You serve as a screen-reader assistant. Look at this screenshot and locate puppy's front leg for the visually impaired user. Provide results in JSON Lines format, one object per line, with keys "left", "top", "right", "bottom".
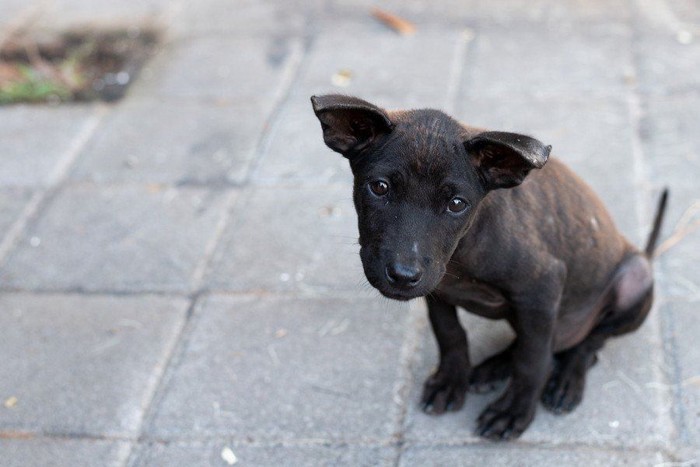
{"left": 476, "top": 281, "right": 561, "bottom": 440}
{"left": 421, "top": 295, "right": 470, "bottom": 414}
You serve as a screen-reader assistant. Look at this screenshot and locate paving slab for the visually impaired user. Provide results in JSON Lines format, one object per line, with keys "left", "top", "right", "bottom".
{"left": 399, "top": 444, "right": 666, "bottom": 466}
{"left": 642, "top": 96, "right": 700, "bottom": 458}
{"left": 632, "top": 0, "right": 700, "bottom": 35}
{"left": 253, "top": 22, "right": 464, "bottom": 185}
{"left": 140, "top": 35, "right": 302, "bottom": 104}
{"left": 70, "top": 100, "right": 266, "bottom": 185}
{"left": 0, "top": 438, "right": 130, "bottom": 467}
{"left": 33, "top": 0, "right": 173, "bottom": 31}
{"left": 205, "top": 185, "right": 363, "bottom": 294}
{"left": 0, "top": 293, "right": 188, "bottom": 437}
{"left": 635, "top": 33, "right": 700, "bottom": 96}
{"left": 170, "top": 0, "right": 322, "bottom": 37}
{"left": 130, "top": 441, "right": 395, "bottom": 467}
{"left": 328, "top": 0, "right": 631, "bottom": 24}
{"left": 0, "top": 188, "right": 32, "bottom": 241}
{"left": 464, "top": 23, "right": 633, "bottom": 100}
{"left": 145, "top": 294, "right": 410, "bottom": 441}
{"left": 403, "top": 308, "right": 673, "bottom": 448}
{"left": 0, "top": 0, "right": 32, "bottom": 30}
{"left": 641, "top": 94, "right": 700, "bottom": 299}
{"left": 0, "top": 185, "right": 233, "bottom": 293}
{"left": 664, "top": 300, "right": 700, "bottom": 460}
{"left": 0, "top": 105, "right": 99, "bottom": 188}
{"left": 455, "top": 96, "right": 640, "bottom": 240}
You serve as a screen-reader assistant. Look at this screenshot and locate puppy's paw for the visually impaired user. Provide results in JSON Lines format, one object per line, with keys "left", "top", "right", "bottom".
{"left": 469, "top": 349, "right": 512, "bottom": 394}
{"left": 476, "top": 390, "right": 536, "bottom": 441}
{"left": 420, "top": 354, "right": 469, "bottom": 415}
{"left": 541, "top": 354, "right": 592, "bottom": 414}
{"left": 421, "top": 370, "right": 468, "bottom": 415}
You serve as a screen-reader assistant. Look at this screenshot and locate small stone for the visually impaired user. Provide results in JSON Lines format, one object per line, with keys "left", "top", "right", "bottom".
{"left": 676, "top": 30, "right": 693, "bottom": 45}
{"left": 331, "top": 69, "right": 352, "bottom": 87}
{"left": 221, "top": 447, "right": 237, "bottom": 465}
{"left": 4, "top": 396, "right": 18, "bottom": 408}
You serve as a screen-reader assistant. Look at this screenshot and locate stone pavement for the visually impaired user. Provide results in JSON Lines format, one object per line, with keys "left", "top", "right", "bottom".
{"left": 0, "top": 0, "right": 698, "bottom": 466}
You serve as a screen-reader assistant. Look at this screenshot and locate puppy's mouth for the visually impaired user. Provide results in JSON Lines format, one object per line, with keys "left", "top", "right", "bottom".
{"left": 377, "top": 288, "right": 424, "bottom": 301}
{"left": 366, "top": 272, "right": 441, "bottom": 302}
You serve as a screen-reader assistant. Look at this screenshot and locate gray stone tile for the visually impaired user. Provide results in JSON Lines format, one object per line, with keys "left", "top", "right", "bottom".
{"left": 455, "top": 96, "right": 641, "bottom": 240}
{"left": 632, "top": 0, "right": 700, "bottom": 34}
{"left": 403, "top": 308, "right": 673, "bottom": 448}
{"left": 465, "top": 23, "right": 634, "bottom": 99}
{"left": 635, "top": 33, "right": 700, "bottom": 96}
{"left": 205, "top": 185, "right": 363, "bottom": 294}
{"left": 170, "top": 0, "right": 322, "bottom": 37}
{"left": 0, "top": 293, "right": 188, "bottom": 436}
{"left": 0, "top": 0, "right": 32, "bottom": 29}
{"left": 328, "top": 0, "right": 631, "bottom": 24}
{"left": 70, "top": 100, "right": 265, "bottom": 185}
{"left": 0, "top": 438, "right": 130, "bottom": 467}
{"left": 0, "top": 105, "right": 98, "bottom": 188}
{"left": 666, "top": 300, "right": 700, "bottom": 456}
{"left": 641, "top": 95, "right": 700, "bottom": 299}
{"left": 145, "top": 294, "right": 410, "bottom": 440}
{"left": 33, "top": 0, "right": 174, "bottom": 30}
{"left": 253, "top": 23, "right": 464, "bottom": 185}
{"left": 400, "top": 444, "right": 666, "bottom": 466}
{"left": 0, "top": 185, "right": 233, "bottom": 293}
{"left": 641, "top": 99, "right": 699, "bottom": 457}
{"left": 0, "top": 188, "right": 31, "bottom": 240}
{"left": 144, "top": 36, "right": 302, "bottom": 104}
{"left": 251, "top": 94, "right": 355, "bottom": 186}
{"left": 131, "top": 441, "right": 395, "bottom": 467}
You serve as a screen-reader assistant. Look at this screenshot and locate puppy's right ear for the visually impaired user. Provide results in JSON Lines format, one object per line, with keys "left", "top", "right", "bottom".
{"left": 311, "top": 95, "right": 393, "bottom": 159}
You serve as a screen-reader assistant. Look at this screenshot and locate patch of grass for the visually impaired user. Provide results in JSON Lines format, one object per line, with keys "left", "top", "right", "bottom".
{"left": 0, "top": 28, "right": 158, "bottom": 105}
{"left": 0, "top": 64, "right": 71, "bottom": 104}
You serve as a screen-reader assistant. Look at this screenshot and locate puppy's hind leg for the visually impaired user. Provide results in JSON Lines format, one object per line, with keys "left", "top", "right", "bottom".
{"left": 542, "top": 254, "right": 654, "bottom": 414}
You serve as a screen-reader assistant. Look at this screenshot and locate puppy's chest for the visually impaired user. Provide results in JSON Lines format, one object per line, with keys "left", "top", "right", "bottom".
{"left": 435, "top": 275, "right": 509, "bottom": 319}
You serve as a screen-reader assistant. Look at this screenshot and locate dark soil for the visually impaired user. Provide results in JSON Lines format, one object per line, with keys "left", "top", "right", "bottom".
{"left": 0, "top": 28, "right": 159, "bottom": 105}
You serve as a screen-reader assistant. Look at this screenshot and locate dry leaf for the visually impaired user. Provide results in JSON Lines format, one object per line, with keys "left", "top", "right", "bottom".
{"left": 331, "top": 69, "right": 352, "bottom": 87}
{"left": 371, "top": 8, "right": 416, "bottom": 35}
{"left": 4, "top": 396, "right": 18, "bottom": 408}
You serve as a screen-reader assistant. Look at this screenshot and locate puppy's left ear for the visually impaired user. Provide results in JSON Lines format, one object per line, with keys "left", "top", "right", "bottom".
{"left": 464, "top": 131, "right": 551, "bottom": 190}
{"left": 311, "top": 94, "right": 393, "bottom": 159}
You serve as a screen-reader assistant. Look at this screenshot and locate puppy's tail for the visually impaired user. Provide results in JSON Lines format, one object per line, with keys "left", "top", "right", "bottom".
{"left": 644, "top": 188, "right": 669, "bottom": 257}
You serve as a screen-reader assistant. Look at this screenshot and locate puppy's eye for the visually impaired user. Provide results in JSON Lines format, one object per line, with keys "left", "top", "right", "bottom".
{"left": 447, "top": 197, "right": 468, "bottom": 213}
{"left": 369, "top": 180, "right": 389, "bottom": 196}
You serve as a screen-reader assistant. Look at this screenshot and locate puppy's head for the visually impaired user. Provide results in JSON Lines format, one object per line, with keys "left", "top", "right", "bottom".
{"left": 311, "top": 95, "right": 550, "bottom": 300}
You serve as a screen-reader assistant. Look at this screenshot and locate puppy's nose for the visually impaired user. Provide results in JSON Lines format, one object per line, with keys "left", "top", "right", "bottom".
{"left": 385, "top": 262, "right": 423, "bottom": 288}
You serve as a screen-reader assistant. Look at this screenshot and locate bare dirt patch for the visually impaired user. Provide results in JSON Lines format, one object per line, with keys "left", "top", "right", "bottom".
{"left": 0, "top": 28, "right": 158, "bottom": 105}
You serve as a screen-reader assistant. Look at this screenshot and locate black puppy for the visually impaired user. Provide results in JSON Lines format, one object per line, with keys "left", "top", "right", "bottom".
{"left": 310, "top": 94, "right": 668, "bottom": 440}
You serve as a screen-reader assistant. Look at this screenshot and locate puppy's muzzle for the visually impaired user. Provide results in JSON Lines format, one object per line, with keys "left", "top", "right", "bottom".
{"left": 385, "top": 262, "right": 424, "bottom": 289}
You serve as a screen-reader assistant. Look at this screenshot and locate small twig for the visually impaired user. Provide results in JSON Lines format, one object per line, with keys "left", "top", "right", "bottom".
{"left": 371, "top": 7, "right": 416, "bottom": 35}
{"left": 23, "top": 39, "right": 68, "bottom": 86}
{"left": 655, "top": 200, "right": 700, "bottom": 258}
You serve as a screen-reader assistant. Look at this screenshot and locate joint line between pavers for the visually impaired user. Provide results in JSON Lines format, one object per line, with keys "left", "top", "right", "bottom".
{"left": 628, "top": 15, "right": 686, "bottom": 446}
{"left": 391, "top": 299, "right": 426, "bottom": 466}
{"left": 0, "top": 105, "right": 110, "bottom": 266}
{"left": 127, "top": 292, "right": 206, "bottom": 450}
{"left": 442, "top": 28, "right": 475, "bottom": 115}
{"left": 189, "top": 190, "right": 240, "bottom": 289}
{"left": 246, "top": 35, "right": 311, "bottom": 184}
{"left": 121, "top": 292, "right": 204, "bottom": 466}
